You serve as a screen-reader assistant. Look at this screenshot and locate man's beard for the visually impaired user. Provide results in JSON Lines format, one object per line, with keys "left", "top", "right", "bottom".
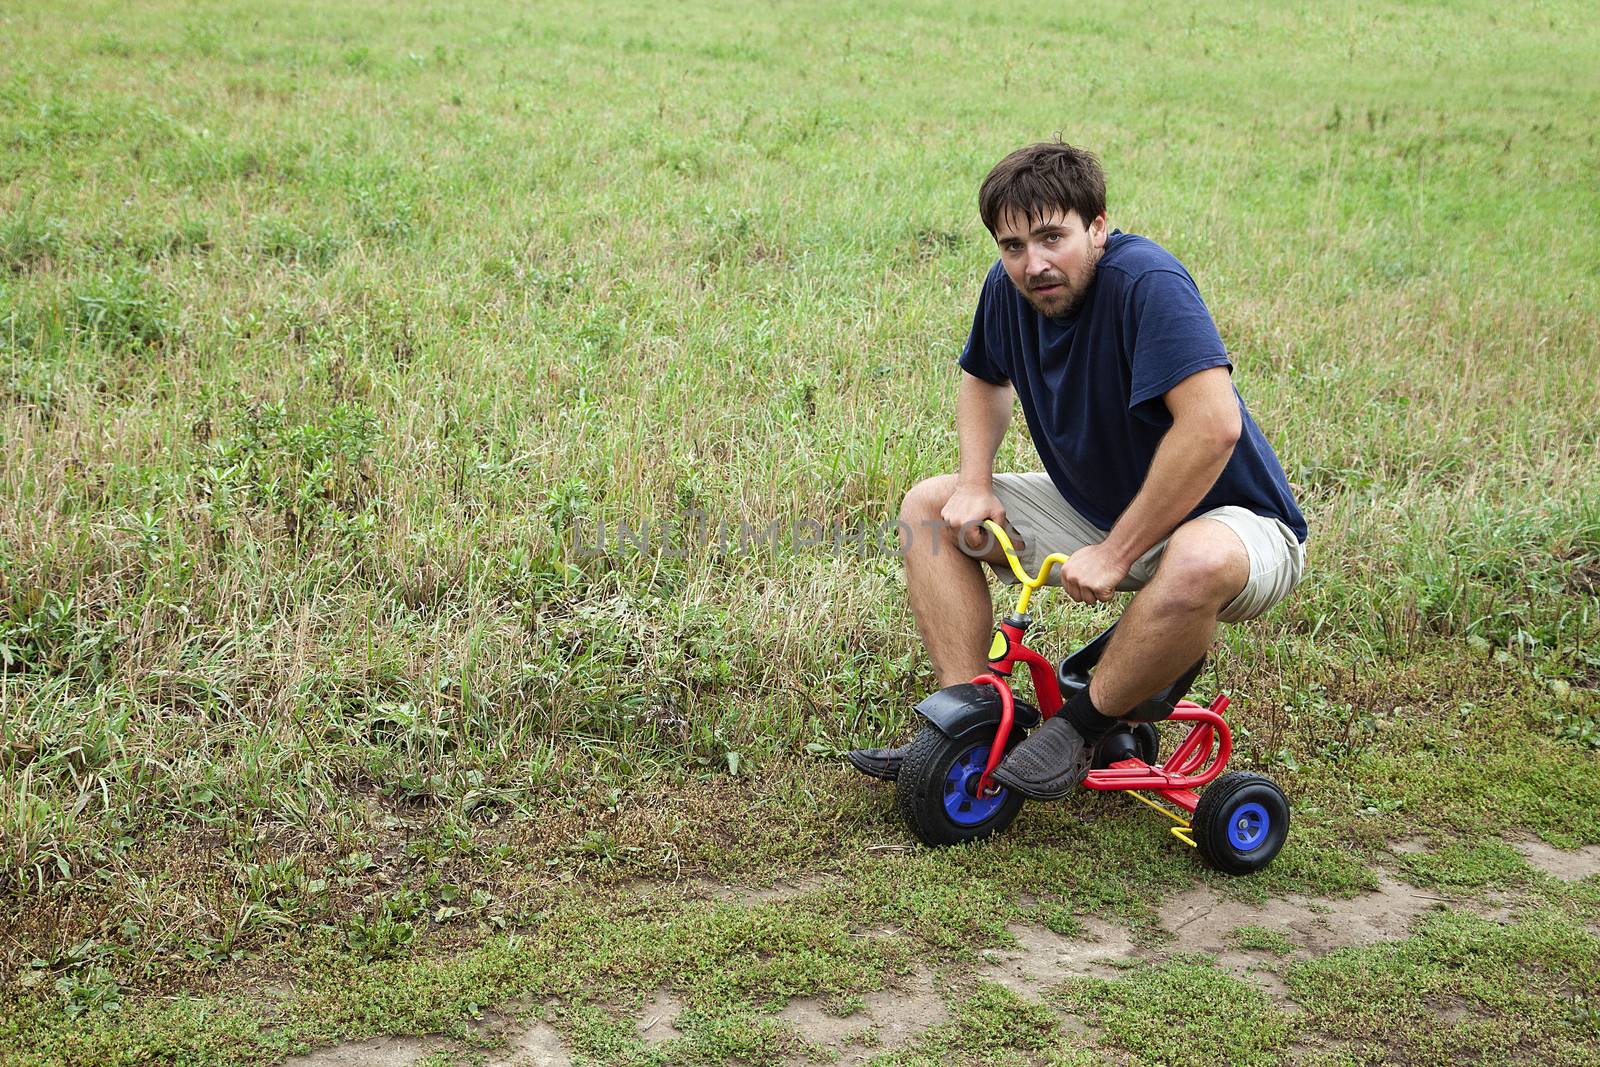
{"left": 1024, "top": 247, "right": 1102, "bottom": 319}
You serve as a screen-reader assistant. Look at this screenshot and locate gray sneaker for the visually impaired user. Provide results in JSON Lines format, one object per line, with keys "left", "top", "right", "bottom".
{"left": 846, "top": 746, "right": 906, "bottom": 780}
{"left": 990, "top": 718, "right": 1093, "bottom": 800}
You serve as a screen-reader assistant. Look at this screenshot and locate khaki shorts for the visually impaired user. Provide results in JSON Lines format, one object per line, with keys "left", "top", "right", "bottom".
{"left": 983, "top": 472, "right": 1306, "bottom": 624}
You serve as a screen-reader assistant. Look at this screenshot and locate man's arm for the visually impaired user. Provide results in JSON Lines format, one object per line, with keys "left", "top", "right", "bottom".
{"left": 1060, "top": 366, "right": 1242, "bottom": 604}
{"left": 941, "top": 372, "right": 1015, "bottom": 549}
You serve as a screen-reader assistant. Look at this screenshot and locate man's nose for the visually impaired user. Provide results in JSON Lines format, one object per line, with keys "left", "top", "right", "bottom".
{"left": 1026, "top": 251, "right": 1051, "bottom": 277}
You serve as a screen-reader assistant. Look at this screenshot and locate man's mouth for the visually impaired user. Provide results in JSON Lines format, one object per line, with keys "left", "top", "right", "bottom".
{"left": 1032, "top": 282, "right": 1064, "bottom": 294}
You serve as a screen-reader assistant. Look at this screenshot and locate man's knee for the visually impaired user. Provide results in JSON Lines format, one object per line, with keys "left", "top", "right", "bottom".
{"left": 901, "top": 474, "right": 982, "bottom": 559}
{"left": 1149, "top": 520, "right": 1250, "bottom": 613}
{"left": 900, "top": 474, "right": 958, "bottom": 526}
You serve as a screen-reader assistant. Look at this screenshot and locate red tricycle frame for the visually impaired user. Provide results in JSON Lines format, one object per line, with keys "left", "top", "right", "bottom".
{"left": 972, "top": 521, "right": 1238, "bottom": 846}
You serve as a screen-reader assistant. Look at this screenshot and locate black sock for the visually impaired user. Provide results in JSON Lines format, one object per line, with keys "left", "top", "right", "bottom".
{"left": 1061, "top": 688, "right": 1122, "bottom": 743}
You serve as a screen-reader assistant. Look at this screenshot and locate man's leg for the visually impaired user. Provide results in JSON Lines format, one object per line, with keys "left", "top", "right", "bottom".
{"left": 1089, "top": 518, "right": 1249, "bottom": 716}
{"left": 846, "top": 475, "right": 1010, "bottom": 779}
{"left": 900, "top": 474, "right": 1004, "bottom": 688}
{"left": 992, "top": 518, "right": 1249, "bottom": 798}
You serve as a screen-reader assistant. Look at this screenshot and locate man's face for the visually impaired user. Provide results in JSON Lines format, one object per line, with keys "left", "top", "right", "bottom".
{"left": 993, "top": 207, "right": 1108, "bottom": 319}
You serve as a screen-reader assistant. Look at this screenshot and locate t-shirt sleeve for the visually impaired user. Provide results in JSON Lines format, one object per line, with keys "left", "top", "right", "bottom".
{"left": 958, "top": 265, "right": 1011, "bottom": 385}
{"left": 1124, "top": 269, "right": 1231, "bottom": 423}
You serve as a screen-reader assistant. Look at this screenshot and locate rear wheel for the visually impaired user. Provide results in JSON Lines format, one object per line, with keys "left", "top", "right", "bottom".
{"left": 1132, "top": 722, "right": 1160, "bottom": 764}
{"left": 1192, "top": 771, "right": 1290, "bottom": 875}
{"left": 895, "top": 725, "right": 1024, "bottom": 846}
{"left": 1091, "top": 722, "right": 1160, "bottom": 768}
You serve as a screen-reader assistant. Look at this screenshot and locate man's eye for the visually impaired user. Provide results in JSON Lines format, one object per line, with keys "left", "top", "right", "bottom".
{"left": 1045, "top": 233, "right": 1061, "bottom": 243}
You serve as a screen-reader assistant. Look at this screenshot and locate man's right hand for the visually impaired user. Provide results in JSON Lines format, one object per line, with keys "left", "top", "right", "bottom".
{"left": 941, "top": 483, "right": 1018, "bottom": 554}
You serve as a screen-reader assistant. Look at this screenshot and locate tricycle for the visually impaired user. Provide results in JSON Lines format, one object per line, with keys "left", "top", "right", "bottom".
{"left": 890, "top": 520, "right": 1289, "bottom": 875}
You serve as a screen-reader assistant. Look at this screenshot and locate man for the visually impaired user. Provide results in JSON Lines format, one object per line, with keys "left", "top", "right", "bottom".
{"left": 849, "top": 141, "right": 1307, "bottom": 800}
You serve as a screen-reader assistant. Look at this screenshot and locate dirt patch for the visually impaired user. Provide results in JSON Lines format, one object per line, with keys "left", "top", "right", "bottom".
{"left": 282, "top": 1020, "right": 575, "bottom": 1067}
{"left": 1513, "top": 839, "right": 1600, "bottom": 881}
{"left": 779, "top": 997, "right": 875, "bottom": 1053}
{"left": 780, "top": 969, "right": 948, "bottom": 1064}
{"left": 695, "top": 873, "right": 833, "bottom": 904}
{"left": 485, "top": 1021, "right": 573, "bottom": 1067}
{"left": 1161, "top": 871, "right": 1444, "bottom": 960}
{"left": 969, "top": 871, "right": 1466, "bottom": 1008}
{"left": 624, "top": 873, "right": 837, "bottom": 905}
{"left": 1389, "top": 836, "right": 1432, "bottom": 855}
{"left": 978, "top": 916, "right": 1139, "bottom": 992}
{"left": 945, "top": 870, "right": 1468, "bottom": 1010}
{"left": 637, "top": 989, "right": 685, "bottom": 1043}
{"left": 277, "top": 864, "right": 1520, "bottom": 1065}
{"left": 862, "top": 923, "right": 909, "bottom": 941}
{"left": 281, "top": 1036, "right": 433, "bottom": 1067}
{"left": 1566, "top": 557, "right": 1600, "bottom": 598}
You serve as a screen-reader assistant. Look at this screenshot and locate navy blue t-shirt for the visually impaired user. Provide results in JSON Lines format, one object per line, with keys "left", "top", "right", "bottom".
{"left": 959, "top": 231, "right": 1307, "bottom": 542}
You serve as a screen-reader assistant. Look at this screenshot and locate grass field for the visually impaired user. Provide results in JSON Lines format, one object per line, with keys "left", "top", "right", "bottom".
{"left": 3, "top": 0, "right": 1600, "bottom": 1063}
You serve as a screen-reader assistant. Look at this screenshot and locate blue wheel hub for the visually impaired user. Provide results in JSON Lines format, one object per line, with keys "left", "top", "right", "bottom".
{"left": 1227, "top": 801, "right": 1271, "bottom": 852}
{"left": 944, "top": 744, "right": 1006, "bottom": 826}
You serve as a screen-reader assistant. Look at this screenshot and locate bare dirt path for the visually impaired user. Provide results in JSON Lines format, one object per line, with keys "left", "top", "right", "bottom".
{"left": 282, "top": 840, "right": 1600, "bottom": 1066}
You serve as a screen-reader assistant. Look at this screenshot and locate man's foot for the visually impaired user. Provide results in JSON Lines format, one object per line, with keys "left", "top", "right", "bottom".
{"left": 846, "top": 746, "right": 906, "bottom": 780}
{"left": 990, "top": 718, "right": 1093, "bottom": 800}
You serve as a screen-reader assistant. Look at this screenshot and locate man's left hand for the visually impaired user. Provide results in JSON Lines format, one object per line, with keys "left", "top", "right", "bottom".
{"left": 1059, "top": 543, "right": 1130, "bottom": 605}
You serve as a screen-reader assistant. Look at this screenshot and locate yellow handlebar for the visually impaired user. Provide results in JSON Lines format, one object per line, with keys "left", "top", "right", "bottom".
{"left": 982, "top": 519, "right": 1070, "bottom": 615}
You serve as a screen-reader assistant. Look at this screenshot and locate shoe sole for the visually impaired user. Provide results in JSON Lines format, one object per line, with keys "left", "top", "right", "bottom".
{"left": 846, "top": 751, "right": 900, "bottom": 781}
{"left": 989, "top": 767, "right": 1085, "bottom": 801}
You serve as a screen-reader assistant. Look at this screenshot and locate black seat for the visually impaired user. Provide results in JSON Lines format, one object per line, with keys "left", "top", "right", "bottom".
{"left": 1057, "top": 621, "right": 1205, "bottom": 722}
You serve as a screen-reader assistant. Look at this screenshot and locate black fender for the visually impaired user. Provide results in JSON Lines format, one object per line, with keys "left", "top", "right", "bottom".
{"left": 913, "top": 683, "right": 1040, "bottom": 743}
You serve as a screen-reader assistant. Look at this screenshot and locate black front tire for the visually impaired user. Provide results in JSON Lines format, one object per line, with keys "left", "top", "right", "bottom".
{"left": 895, "top": 724, "right": 1024, "bottom": 847}
{"left": 1192, "top": 771, "right": 1290, "bottom": 875}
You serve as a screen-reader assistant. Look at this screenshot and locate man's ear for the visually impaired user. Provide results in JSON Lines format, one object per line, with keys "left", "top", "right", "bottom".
{"left": 1089, "top": 212, "right": 1109, "bottom": 248}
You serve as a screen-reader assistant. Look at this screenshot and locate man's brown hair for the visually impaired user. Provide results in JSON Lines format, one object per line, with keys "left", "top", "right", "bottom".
{"left": 978, "top": 141, "right": 1106, "bottom": 236}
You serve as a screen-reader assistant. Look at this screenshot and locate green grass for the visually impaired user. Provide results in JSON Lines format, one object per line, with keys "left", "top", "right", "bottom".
{"left": 1285, "top": 908, "right": 1600, "bottom": 1065}
{"left": 1229, "top": 925, "right": 1296, "bottom": 956}
{"left": 1395, "top": 838, "right": 1536, "bottom": 893}
{"left": 3, "top": 0, "right": 1599, "bottom": 1062}
{"left": 1063, "top": 957, "right": 1295, "bottom": 1066}
{"left": 871, "top": 982, "right": 1089, "bottom": 1066}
